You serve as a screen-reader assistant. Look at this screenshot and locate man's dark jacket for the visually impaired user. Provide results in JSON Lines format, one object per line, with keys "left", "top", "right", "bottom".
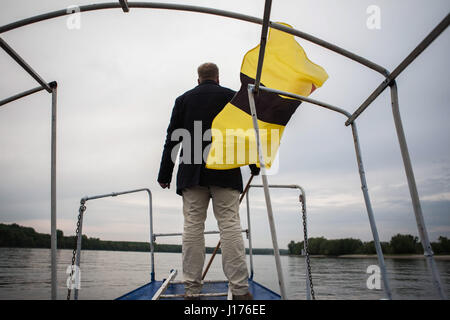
{"left": 158, "top": 80, "right": 257, "bottom": 196}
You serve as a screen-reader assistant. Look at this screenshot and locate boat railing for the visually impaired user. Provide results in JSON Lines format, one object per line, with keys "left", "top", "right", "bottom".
{"left": 69, "top": 187, "right": 252, "bottom": 300}
{"left": 70, "top": 188, "right": 153, "bottom": 300}
{"left": 247, "top": 184, "right": 313, "bottom": 300}
{"left": 70, "top": 183, "right": 313, "bottom": 300}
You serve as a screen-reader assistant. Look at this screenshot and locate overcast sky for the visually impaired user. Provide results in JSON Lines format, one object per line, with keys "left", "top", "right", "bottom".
{"left": 0, "top": 0, "right": 449, "bottom": 251}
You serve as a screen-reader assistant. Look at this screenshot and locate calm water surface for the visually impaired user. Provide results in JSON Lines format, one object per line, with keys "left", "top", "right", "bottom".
{"left": 0, "top": 247, "right": 449, "bottom": 300}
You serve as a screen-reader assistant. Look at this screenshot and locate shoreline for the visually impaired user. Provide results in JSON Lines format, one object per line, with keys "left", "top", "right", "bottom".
{"left": 334, "top": 254, "right": 450, "bottom": 260}
{"left": 289, "top": 254, "right": 450, "bottom": 260}
{"left": 2, "top": 247, "right": 449, "bottom": 260}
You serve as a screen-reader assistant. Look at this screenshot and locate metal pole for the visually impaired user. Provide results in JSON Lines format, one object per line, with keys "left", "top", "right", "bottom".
{"left": 119, "top": 0, "right": 130, "bottom": 13}
{"left": 152, "top": 270, "right": 177, "bottom": 300}
{"left": 253, "top": 0, "right": 272, "bottom": 93}
{"left": 0, "top": 81, "right": 58, "bottom": 299}
{"left": 155, "top": 230, "right": 246, "bottom": 238}
{"left": 254, "top": 86, "right": 351, "bottom": 118}
{"left": 73, "top": 188, "right": 154, "bottom": 298}
{"left": 247, "top": 86, "right": 287, "bottom": 299}
{"left": 50, "top": 82, "right": 57, "bottom": 300}
{"left": 245, "top": 190, "right": 254, "bottom": 280}
{"left": 345, "top": 13, "right": 449, "bottom": 126}
{"left": 345, "top": 78, "right": 391, "bottom": 126}
{"left": 350, "top": 122, "right": 392, "bottom": 300}
{"left": 0, "top": 86, "right": 46, "bottom": 107}
{"left": 389, "top": 81, "right": 447, "bottom": 299}
{"left": 146, "top": 189, "right": 155, "bottom": 282}
{"left": 250, "top": 184, "right": 312, "bottom": 299}
{"left": 250, "top": 86, "right": 393, "bottom": 299}
{"left": 388, "top": 13, "right": 449, "bottom": 82}
{"left": 83, "top": 188, "right": 150, "bottom": 200}
{"left": 251, "top": 86, "right": 393, "bottom": 299}
{"left": 0, "top": 37, "right": 52, "bottom": 93}
{"left": 85, "top": 188, "right": 155, "bottom": 280}
{"left": 0, "top": 2, "right": 388, "bottom": 76}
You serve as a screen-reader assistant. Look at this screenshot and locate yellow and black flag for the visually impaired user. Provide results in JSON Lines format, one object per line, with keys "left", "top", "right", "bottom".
{"left": 206, "top": 23, "right": 328, "bottom": 170}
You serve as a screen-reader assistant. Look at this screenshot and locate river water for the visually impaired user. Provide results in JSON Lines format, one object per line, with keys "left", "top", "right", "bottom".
{"left": 0, "top": 247, "right": 449, "bottom": 300}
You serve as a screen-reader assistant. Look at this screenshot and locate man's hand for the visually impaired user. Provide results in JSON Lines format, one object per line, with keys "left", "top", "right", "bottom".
{"left": 159, "top": 182, "right": 170, "bottom": 189}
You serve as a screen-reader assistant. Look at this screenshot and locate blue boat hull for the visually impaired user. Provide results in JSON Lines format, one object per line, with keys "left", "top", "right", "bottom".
{"left": 117, "top": 278, "right": 281, "bottom": 300}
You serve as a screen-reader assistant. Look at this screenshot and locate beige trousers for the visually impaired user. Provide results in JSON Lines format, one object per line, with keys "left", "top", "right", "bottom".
{"left": 182, "top": 185, "right": 249, "bottom": 296}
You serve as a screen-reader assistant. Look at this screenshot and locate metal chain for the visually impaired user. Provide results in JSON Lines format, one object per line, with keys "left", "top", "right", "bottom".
{"left": 300, "top": 194, "right": 315, "bottom": 300}
{"left": 67, "top": 201, "right": 86, "bottom": 300}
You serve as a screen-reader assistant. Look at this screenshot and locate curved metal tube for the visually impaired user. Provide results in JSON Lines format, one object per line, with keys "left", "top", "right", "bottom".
{"left": 248, "top": 84, "right": 351, "bottom": 118}
{"left": 248, "top": 87, "right": 287, "bottom": 299}
{"left": 346, "top": 13, "right": 449, "bottom": 126}
{"left": 247, "top": 85, "right": 392, "bottom": 299}
{"left": 74, "top": 187, "right": 154, "bottom": 300}
{"left": 0, "top": 85, "right": 46, "bottom": 107}
{"left": 249, "top": 184, "right": 312, "bottom": 299}
{"left": 390, "top": 81, "right": 446, "bottom": 299}
{"left": 0, "top": 37, "right": 52, "bottom": 93}
{"left": 0, "top": 2, "right": 388, "bottom": 76}
{"left": 350, "top": 122, "right": 392, "bottom": 299}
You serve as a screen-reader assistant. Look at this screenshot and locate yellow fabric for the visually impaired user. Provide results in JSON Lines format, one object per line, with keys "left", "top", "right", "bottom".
{"left": 241, "top": 23, "right": 328, "bottom": 96}
{"left": 206, "top": 104, "right": 284, "bottom": 169}
{"left": 206, "top": 22, "right": 328, "bottom": 170}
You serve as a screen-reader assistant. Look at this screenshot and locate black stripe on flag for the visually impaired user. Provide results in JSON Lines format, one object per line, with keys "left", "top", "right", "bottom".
{"left": 231, "top": 73, "right": 301, "bottom": 126}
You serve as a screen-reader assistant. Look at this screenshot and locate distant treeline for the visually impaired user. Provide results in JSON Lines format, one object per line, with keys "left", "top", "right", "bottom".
{"left": 0, "top": 223, "right": 288, "bottom": 255}
{"left": 288, "top": 234, "right": 450, "bottom": 256}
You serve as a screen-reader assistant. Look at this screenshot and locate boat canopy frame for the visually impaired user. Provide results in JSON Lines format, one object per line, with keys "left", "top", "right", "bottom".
{"left": 0, "top": 1, "right": 448, "bottom": 300}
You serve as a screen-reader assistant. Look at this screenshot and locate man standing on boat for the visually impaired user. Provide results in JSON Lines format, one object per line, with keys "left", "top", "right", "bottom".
{"left": 157, "top": 62, "right": 259, "bottom": 300}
